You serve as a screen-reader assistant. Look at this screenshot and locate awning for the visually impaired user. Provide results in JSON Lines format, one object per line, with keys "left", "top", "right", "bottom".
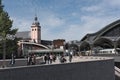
{"left": 28, "top": 49, "right": 64, "bottom": 53}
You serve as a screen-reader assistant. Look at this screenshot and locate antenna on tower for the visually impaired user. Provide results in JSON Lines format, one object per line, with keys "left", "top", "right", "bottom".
{"left": 31, "top": 0, "right": 38, "bottom": 20}
{"left": 35, "top": 14, "right": 38, "bottom": 21}
{"left": 34, "top": 7, "right": 38, "bottom": 20}
{"left": 35, "top": 6, "right": 37, "bottom": 16}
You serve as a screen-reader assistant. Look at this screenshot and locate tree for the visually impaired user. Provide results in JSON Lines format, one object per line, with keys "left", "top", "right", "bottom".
{"left": 0, "top": 0, "right": 18, "bottom": 59}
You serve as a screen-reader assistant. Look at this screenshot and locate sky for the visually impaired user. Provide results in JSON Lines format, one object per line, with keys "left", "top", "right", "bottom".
{"left": 2, "top": 0, "right": 120, "bottom": 41}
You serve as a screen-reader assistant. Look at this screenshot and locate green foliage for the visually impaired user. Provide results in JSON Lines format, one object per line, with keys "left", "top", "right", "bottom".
{"left": 0, "top": 0, "right": 18, "bottom": 59}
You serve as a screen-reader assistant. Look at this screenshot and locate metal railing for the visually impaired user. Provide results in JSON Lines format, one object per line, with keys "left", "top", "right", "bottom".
{"left": 115, "top": 66, "right": 120, "bottom": 77}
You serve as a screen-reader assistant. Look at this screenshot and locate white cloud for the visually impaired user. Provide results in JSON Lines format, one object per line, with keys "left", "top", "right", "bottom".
{"left": 41, "top": 11, "right": 120, "bottom": 41}
{"left": 41, "top": 28, "right": 54, "bottom": 40}
{"left": 103, "top": 0, "right": 120, "bottom": 7}
{"left": 59, "top": 24, "right": 83, "bottom": 40}
{"left": 81, "top": 5, "right": 102, "bottom": 12}
{"left": 11, "top": 17, "right": 31, "bottom": 31}
{"left": 8, "top": 0, "right": 120, "bottom": 41}
{"left": 81, "top": 15, "right": 118, "bottom": 32}
{"left": 41, "top": 15, "right": 65, "bottom": 28}
{"left": 71, "top": 12, "right": 79, "bottom": 17}
{"left": 56, "top": 15, "right": 119, "bottom": 41}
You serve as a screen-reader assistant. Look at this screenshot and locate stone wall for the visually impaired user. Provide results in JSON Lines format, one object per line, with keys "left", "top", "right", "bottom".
{"left": 0, "top": 59, "right": 115, "bottom": 80}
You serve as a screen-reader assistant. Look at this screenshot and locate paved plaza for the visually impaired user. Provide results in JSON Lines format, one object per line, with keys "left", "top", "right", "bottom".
{"left": 50, "top": 56, "right": 111, "bottom": 65}
{"left": 0, "top": 56, "right": 112, "bottom": 69}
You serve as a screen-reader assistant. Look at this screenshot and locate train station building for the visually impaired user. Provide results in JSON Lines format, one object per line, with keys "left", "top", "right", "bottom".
{"left": 79, "top": 19, "right": 120, "bottom": 54}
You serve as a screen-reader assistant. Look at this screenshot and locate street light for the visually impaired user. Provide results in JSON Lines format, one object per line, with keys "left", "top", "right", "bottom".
{"left": 78, "top": 44, "right": 80, "bottom": 56}
{"left": 51, "top": 43, "right": 54, "bottom": 54}
{"left": 63, "top": 41, "right": 66, "bottom": 55}
{"left": 0, "top": 34, "right": 15, "bottom": 68}
{"left": 113, "top": 36, "right": 120, "bottom": 54}
{"left": 8, "top": 34, "right": 15, "bottom": 66}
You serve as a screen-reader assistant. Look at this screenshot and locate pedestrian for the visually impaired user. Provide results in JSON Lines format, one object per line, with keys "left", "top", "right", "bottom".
{"left": 69, "top": 53, "right": 73, "bottom": 62}
{"left": 60, "top": 54, "right": 66, "bottom": 63}
{"left": 44, "top": 54, "right": 47, "bottom": 64}
{"left": 49, "top": 54, "right": 53, "bottom": 64}
{"left": 10, "top": 53, "right": 15, "bottom": 66}
{"left": 46, "top": 54, "right": 50, "bottom": 64}
{"left": 31, "top": 53, "right": 36, "bottom": 65}
{"left": 27, "top": 54, "right": 32, "bottom": 65}
{"left": 53, "top": 54, "right": 56, "bottom": 62}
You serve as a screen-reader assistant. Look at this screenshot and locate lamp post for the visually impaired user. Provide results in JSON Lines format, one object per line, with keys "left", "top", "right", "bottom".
{"left": 78, "top": 44, "right": 80, "bottom": 56}
{"left": 113, "top": 36, "right": 120, "bottom": 54}
{"left": 0, "top": 34, "right": 15, "bottom": 68}
{"left": 63, "top": 41, "right": 66, "bottom": 55}
{"left": 90, "top": 43, "right": 93, "bottom": 55}
{"left": 7, "top": 34, "right": 15, "bottom": 66}
{"left": 22, "top": 40, "right": 24, "bottom": 56}
{"left": 51, "top": 43, "right": 54, "bottom": 54}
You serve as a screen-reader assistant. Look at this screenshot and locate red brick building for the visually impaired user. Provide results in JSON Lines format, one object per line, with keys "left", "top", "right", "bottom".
{"left": 53, "top": 39, "right": 65, "bottom": 49}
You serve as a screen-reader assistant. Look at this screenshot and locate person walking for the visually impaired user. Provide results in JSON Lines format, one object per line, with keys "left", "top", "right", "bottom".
{"left": 46, "top": 54, "right": 50, "bottom": 64}
{"left": 53, "top": 54, "right": 56, "bottom": 62}
{"left": 60, "top": 54, "right": 66, "bottom": 63}
{"left": 49, "top": 54, "right": 53, "bottom": 64}
{"left": 10, "top": 53, "right": 15, "bottom": 66}
{"left": 69, "top": 52, "right": 73, "bottom": 62}
{"left": 44, "top": 54, "right": 47, "bottom": 64}
{"left": 31, "top": 53, "right": 36, "bottom": 65}
{"left": 27, "top": 54, "right": 32, "bottom": 65}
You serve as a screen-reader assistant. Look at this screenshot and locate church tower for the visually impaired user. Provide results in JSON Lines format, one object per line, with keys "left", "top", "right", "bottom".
{"left": 31, "top": 16, "right": 41, "bottom": 43}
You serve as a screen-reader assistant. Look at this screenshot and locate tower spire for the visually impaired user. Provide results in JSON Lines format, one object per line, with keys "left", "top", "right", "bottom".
{"left": 32, "top": 15, "right": 40, "bottom": 26}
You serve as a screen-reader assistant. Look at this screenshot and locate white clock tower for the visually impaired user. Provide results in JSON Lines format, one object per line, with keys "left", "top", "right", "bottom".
{"left": 31, "top": 16, "right": 41, "bottom": 43}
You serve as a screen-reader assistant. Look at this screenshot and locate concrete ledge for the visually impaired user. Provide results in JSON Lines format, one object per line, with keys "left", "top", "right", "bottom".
{"left": 0, "top": 58, "right": 115, "bottom": 80}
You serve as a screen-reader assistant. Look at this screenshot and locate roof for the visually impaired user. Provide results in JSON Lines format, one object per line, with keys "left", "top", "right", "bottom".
{"left": 16, "top": 31, "right": 52, "bottom": 46}
{"left": 15, "top": 31, "right": 30, "bottom": 39}
{"left": 80, "top": 19, "right": 120, "bottom": 41}
{"left": 28, "top": 49, "right": 64, "bottom": 53}
{"left": 41, "top": 40, "right": 52, "bottom": 45}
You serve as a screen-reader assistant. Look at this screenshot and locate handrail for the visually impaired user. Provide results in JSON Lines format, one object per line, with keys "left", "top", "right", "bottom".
{"left": 115, "top": 66, "right": 120, "bottom": 77}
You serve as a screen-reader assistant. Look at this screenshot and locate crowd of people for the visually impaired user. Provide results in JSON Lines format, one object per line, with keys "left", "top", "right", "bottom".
{"left": 6, "top": 52, "right": 75, "bottom": 68}
{"left": 43, "top": 53, "right": 73, "bottom": 64}
{"left": 27, "top": 53, "right": 36, "bottom": 65}
{"left": 44, "top": 54, "right": 56, "bottom": 64}
{"left": 26, "top": 52, "right": 74, "bottom": 65}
